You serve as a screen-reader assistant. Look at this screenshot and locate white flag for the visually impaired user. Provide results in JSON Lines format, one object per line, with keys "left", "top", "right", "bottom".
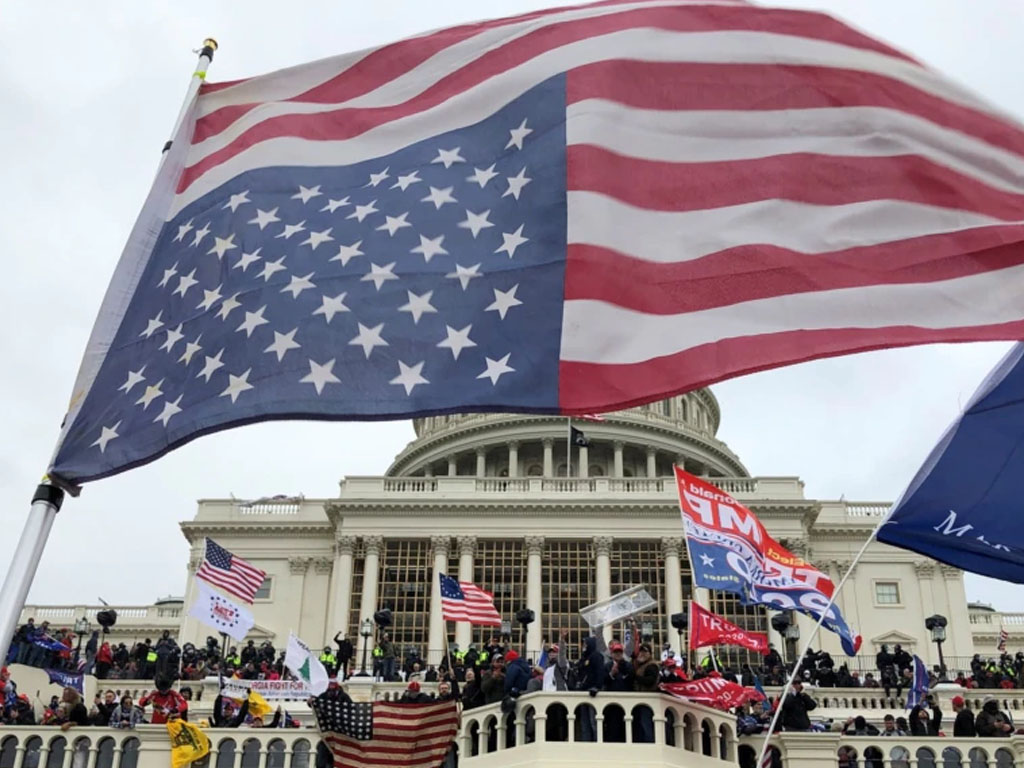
{"left": 189, "top": 582, "right": 255, "bottom": 642}
{"left": 285, "top": 633, "right": 328, "bottom": 695}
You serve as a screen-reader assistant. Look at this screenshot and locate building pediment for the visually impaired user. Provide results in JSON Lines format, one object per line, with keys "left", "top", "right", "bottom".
{"left": 871, "top": 630, "right": 918, "bottom": 648}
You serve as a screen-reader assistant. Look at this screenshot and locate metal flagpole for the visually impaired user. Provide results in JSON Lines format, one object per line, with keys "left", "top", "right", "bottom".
{"left": 0, "top": 38, "right": 218, "bottom": 663}
{"left": 755, "top": 513, "right": 892, "bottom": 767}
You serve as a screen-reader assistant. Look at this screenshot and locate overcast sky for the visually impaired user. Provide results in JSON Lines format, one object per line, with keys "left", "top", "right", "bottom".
{"left": 2, "top": 1, "right": 1024, "bottom": 618}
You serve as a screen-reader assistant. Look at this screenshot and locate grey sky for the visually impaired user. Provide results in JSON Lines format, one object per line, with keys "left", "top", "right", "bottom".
{"left": 2, "top": 1, "right": 1023, "bottom": 615}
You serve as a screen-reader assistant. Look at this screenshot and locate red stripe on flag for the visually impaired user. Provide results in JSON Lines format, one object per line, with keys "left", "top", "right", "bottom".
{"left": 180, "top": 4, "right": 928, "bottom": 192}
{"left": 566, "top": 60, "right": 1024, "bottom": 157}
{"left": 559, "top": 319, "right": 1024, "bottom": 413}
{"left": 567, "top": 146, "right": 1024, "bottom": 220}
{"left": 564, "top": 226, "right": 1024, "bottom": 314}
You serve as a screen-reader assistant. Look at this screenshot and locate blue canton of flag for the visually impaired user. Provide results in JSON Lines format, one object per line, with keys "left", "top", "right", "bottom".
{"left": 438, "top": 574, "right": 466, "bottom": 601}
{"left": 51, "top": 78, "right": 566, "bottom": 485}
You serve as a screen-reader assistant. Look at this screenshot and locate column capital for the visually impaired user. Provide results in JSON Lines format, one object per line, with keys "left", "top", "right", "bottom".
{"left": 363, "top": 535, "right": 384, "bottom": 556}
{"left": 188, "top": 552, "right": 203, "bottom": 571}
{"left": 661, "top": 537, "right": 683, "bottom": 558}
{"left": 787, "top": 539, "right": 810, "bottom": 559}
{"left": 613, "top": 440, "right": 625, "bottom": 450}
{"left": 646, "top": 445, "right": 656, "bottom": 456}
{"left": 524, "top": 536, "right": 545, "bottom": 556}
{"left": 914, "top": 561, "right": 935, "bottom": 578}
{"left": 313, "top": 557, "right": 333, "bottom": 575}
{"left": 476, "top": 447, "right": 486, "bottom": 457}
{"left": 457, "top": 535, "right": 477, "bottom": 556}
{"left": 542, "top": 437, "right": 554, "bottom": 448}
{"left": 508, "top": 440, "right": 520, "bottom": 450}
{"left": 430, "top": 535, "right": 451, "bottom": 556}
{"left": 288, "top": 556, "right": 312, "bottom": 575}
{"left": 334, "top": 533, "right": 357, "bottom": 554}
{"left": 939, "top": 565, "right": 962, "bottom": 579}
{"left": 593, "top": 536, "right": 613, "bottom": 557}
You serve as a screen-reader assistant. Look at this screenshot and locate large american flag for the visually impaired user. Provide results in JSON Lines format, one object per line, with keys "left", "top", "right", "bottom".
{"left": 310, "top": 697, "right": 458, "bottom": 768}
{"left": 196, "top": 538, "right": 266, "bottom": 604}
{"left": 439, "top": 573, "right": 503, "bottom": 626}
{"left": 999, "top": 626, "right": 1009, "bottom": 652}
{"left": 51, "top": 0, "right": 1024, "bottom": 487}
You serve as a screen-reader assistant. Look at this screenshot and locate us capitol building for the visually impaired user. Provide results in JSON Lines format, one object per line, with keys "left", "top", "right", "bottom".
{"left": 47, "top": 388, "right": 1003, "bottom": 668}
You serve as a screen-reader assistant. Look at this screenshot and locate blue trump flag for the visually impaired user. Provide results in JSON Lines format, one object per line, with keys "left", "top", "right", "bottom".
{"left": 905, "top": 655, "right": 929, "bottom": 710}
{"left": 879, "top": 343, "right": 1024, "bottom": 581}
{"left": 46, "top": 668, "right": 84, "bottom": 694}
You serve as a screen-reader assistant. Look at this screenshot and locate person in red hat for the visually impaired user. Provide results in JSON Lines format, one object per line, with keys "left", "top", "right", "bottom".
{"left": 503, "top": 649, "right": 531, "bottom": 696}
{"left": 952, "top": 696, "right": 976, "bottom": 737}
{"left": 400, "top": 680, "right": 431, "bottom": 703}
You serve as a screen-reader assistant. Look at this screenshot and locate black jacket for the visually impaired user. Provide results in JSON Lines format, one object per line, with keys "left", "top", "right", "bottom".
{"left": 953, "top": 709, "right": 976, "bottom": 737}
{"left": 576, "top": 637, "right": 608, "bottom": 692}
{"left": 779, "top": 690, "right": 817, "bottom": 731}
{"left": 212, "top": 695, "right": 249, "bottom": 728}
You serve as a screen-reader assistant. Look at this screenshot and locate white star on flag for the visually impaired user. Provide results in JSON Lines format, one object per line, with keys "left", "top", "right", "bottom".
{"left": 220, "top": 369, "right": 255, "bottom": 402}
{"left": 91, "top": 421, "right": 121, "bottom": 453}
{"left": 390, "top": 360, "right": 428, "bottom": 394}
{"left": 248, "top": 208, "right": 280, "bottom": 230}
{"left": 495, "top": 225, "right": 529, "bottom": 258}
{"left": 437, "top": 325, "right": 476, "bottom": 360}
{"left": 264, "top": 329, "right": 301, "bottom": 362}
{"left": 398, "top": 290, "right": 437, "bottom": 324}
{"left": 300, "top": 358, "right": 341, "bottom": 395}
{"left": 208, "top": 235, "right": 238, "bottom": 260}
{"left": 431, "top": 147, "right": 465, "bottom": 168}
{"left": 486, "top": 285, "right": 522, "bottom": 319}
{"left": 505, "top": 118, "right": 532, "bottom": 150}
{"left": 312, "top": 293, "right": 349, "bottom": 323}
{"left": 477, "top": 353, "right": 515, "bottom": 385}
{"left": 292, "top": 185, "right": 322, "bottom": 203}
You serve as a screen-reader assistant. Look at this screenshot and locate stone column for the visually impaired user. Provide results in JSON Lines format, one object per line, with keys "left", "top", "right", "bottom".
{"left": 287, "top": 557, "right": 311, "bottom": 637}
{"left": 594, "top": 536, "right": 613, "bottom": 641}
{"left": 662, "top": 538, "right": 684, "bottom": 653}
{"left": 542, "top": 439, "right": 554, "bottom": 477}
{"left": 428, "top": 536, "right": 451, "bottom": 665}
{"left": 508, "top": 441, "right": 519, "bottom": 478}
{"left": 447, "top": 455, "right": 457, "bottom": 476}
{"left": 308, "top": 558, "right": 334, "bottom": 643}
{"left": 455, "top": 536, "right": 477, "bottom": 650}
{"left": 940, "top": 566, "right": 973, "bottom": 658}
{"left": 357, "top": 536, "right": 383, "bottom": 661}
{"left": 915, "top": 562, "right": 937, "bottom": 666}
{"left": 476, "top": 448, "right": 486, "bottom": 477}
{"left": 424, "top": 465, "right": 433, "bottom": 477}
{"left": 613, "top": 442, "right": 624, "bottom": 478}
{"left": 328, "top": 535, "right": 357, "bottom": 639}
{"left": 646, "top": 447, "right": 657, "bottom": 478}
{"left": 579, "top": 445, "right": 589, "bottom": 478}
{"left": 525, "top": 536, "right": 544, "bottom": 657}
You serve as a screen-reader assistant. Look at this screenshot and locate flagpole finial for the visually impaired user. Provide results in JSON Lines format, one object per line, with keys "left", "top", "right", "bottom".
{"left": 201, "top": 39, "right": 219, "bottom": 58}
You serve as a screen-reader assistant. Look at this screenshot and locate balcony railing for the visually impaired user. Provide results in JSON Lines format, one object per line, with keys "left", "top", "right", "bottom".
{"left": 2, "top": 691, "right": 1021, "bottom": 768}
{"left": 338, "top": 475, "right": 825, "bottom": 504}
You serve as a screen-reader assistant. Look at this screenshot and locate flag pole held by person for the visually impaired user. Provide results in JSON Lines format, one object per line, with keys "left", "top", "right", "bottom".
{"left": 0, "top": 38, "right": 218, "bottom": 672}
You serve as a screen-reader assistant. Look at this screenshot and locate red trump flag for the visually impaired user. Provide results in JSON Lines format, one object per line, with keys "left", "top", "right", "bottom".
{"left": 689, "top": 601, "right": 768, "bottom": 654}
{"left": 661, "top": 675, "right": 764, "bottom": 711}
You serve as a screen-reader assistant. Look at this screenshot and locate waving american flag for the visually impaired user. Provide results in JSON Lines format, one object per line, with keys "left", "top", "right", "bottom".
{"left": 51, "top": 0, "right": 1024, "bottom": 487}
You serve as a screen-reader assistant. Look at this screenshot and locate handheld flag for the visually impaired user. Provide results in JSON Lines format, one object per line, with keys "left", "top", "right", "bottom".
{"left": 167, "top": 719, "right": 210, "bottom": 768}
{"left": 188, "top": 582, "right": 255, "bottom": 641}
{"left": 246, "top": 690, "right": 274, "bottom": 720}
{"left": 906, "top": 654, "right": 929, "bottom": 710}
{"left": 48, "top": 1, "right": 1024, "bottom": 489}
{"left": 285, "top": 633, "right": 329, "bottom": 695}
{"left": 660, "top": 676, "right": 764, "bottom": 711}
{"left": 879, "top": 343, "right": 1024, "bottom": 582}
{"left": 439, "top": 573, "right": 502, "bottom": 626}
{"left": 676, "top": 468, "right": 861, "bottom": 655}
{"left": 311, "top": 697, "right": 458, "bottom": 768}
{"left": 196, "top": 539, "right": 266, "bottom": 604}
{"left": 689, "top": 601, "right": 769, "bottom": 654}
{"left": 999, "top": 627, "right": 1009, "bottom": 652}
{"left": 45, "top": 668, "right": 83, "bottom": 694}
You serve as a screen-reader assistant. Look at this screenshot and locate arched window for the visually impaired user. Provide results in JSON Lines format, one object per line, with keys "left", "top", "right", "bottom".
{"left": 0, "top": 737, "right": 17, "bottom": 768}
{"left": 267, "top": 739, "right": 286, "bottom": 768}
{"left": 661, "top": 400, "right": 672, "bottom": 417}
{"left": 890, "top": 745, "right": 911, "bottom": 768}
{"left": 22, "top": 737, "right": 42, "bottom": 768}
{"left": 589, "top": 465, "right": 605, "bottom": 477}
{"left": 72, "top": 738, "right": 91, "bottom": 768}
{"left": 545, "top": 703, "right": 569, "bottom": 743}
{"left": 290, "top": 740, "right": 310, "bottom": 768}
{"left": 941, "top": 747, "right": 963, "bottom": 768}
{"left": 916, "top": 747, "right": 937, "bottom": 768}
{"left": 95, "top": 738, "right": 116, "bottom": 768}
{"left": 46, "top": 737, "right": 67, "bottom": 768}
{"left": 631, "top": 704, "right": 655, "bottom": 744}
{"left": 996, "top": 748, "right": 1016, "bottom": 768}
{"left": 968, "top": 748, "right": 988, "bottom": 768}
{"left": 527, "top": 464, "right": 543, "bottom": 476}
{"left": 601, "top": 704, "right": 626, "bottom": 743}
{"left": 700, "top": 720, "right": 712, "bottom": 757}
{"left": 467, "top": 722, "right": 480, "bottom": 757}
{"left": 240, "top": 739, "right": 261, "bottom": 768}
{"left": 556, "top": 463, "right": 568, "bottom": 477}
{"left": 215, "top": 740, "right": 236, "bottom": 768}
{"left": 119, "top": 738, "right": 140, "bottom": 768}
{"left": 664, "top": 709, "right": 677, "bottom": 747}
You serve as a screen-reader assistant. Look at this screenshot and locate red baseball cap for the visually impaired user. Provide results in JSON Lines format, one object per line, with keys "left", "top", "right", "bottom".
{"left": 952, "top": 696, "right": 965, "bottom": 707}
{"left": 505, "top": 650, "right": 520, "bottom": 662}
{"left": 408, "top": 681, "right": 421, "bottom": 692}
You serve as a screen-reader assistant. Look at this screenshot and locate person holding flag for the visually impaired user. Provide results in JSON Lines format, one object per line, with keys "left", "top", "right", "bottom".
{"left": 906, "top": 655, "right": 941, "bottom": 737}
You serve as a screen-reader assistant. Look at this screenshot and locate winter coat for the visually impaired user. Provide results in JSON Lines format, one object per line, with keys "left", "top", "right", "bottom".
{"left": 504, "top": 658, "right": 531, "bottom": 695}
{"left": 779, "top": 690, "right": 816, "bottom": 731}
{"left": 953, "top": 709, "right": 977, "bottom": 737}
{"left": 576, "top": 637, "right": 608, "bottom": 692}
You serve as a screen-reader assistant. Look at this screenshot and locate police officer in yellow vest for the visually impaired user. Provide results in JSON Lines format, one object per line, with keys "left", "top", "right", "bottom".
{"left": 320, "top": 647, "right": 337, "bottom": 675}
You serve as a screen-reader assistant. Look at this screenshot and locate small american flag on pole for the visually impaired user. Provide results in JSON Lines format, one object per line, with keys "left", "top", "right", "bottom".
{"left": 311, "top": 697, "right": 458, "bottom": 768}
{"left": 196, "top": 538, "right": 266, "bottom": 604}
{"left": 439, "top": 573, "right": 502, "bottom": 626}
{"left": 999, "top": 626, "right": 1009, "bottom": 652}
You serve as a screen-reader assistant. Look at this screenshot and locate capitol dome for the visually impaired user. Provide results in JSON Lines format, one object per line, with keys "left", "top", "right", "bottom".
{"left": 387, "top": 390, "right": 748, "bottom": 479}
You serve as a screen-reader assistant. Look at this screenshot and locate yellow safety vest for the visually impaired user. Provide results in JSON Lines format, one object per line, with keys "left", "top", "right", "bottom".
{"left": 146, "top": 651, "right": 158, "bottom": 663}
{"left": 372, "top": 647, "right": 383, "bottom": 658}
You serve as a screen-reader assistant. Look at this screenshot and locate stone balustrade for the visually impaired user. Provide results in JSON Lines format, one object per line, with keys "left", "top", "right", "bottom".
{"left": 2, "top": 689, "right": 1023, "bottom": 768}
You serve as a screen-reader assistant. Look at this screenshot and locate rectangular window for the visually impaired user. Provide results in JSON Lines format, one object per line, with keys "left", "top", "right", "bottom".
{"left": 875, "top": 582, "right": 901, "bottom": 605}
{"left": 254, "top": 577, "right": 272, "bottom": 600}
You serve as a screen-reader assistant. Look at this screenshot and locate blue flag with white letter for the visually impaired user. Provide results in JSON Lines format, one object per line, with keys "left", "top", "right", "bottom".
{"left": 46, "top": 668, "right": 84, "bottom": 694}
{"left": 879, "top": 343, "right": 1024, "bottom": 582}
